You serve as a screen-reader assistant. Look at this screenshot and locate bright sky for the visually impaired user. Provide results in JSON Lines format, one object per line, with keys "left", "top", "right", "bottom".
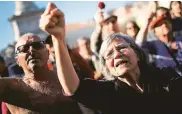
{"left": 0, "top": 1, "right": 134, "bottom": 50}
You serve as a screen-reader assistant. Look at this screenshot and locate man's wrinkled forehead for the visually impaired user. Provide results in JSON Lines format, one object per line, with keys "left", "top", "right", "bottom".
{"left": 15, "top": 34, "right": 41, "bottom": 49}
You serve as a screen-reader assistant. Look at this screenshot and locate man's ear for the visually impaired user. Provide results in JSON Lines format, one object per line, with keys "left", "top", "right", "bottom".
{"left": 46, "top": 48, "right": 49, "bottom": 56}
{"left": 15, "top": 56, "right": 20, "bottom": 67}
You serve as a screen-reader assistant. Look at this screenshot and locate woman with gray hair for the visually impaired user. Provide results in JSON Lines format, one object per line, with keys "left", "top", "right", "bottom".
{"left": 99, "top": 33, "right": 148, "bottom": 81}
{"left": 40, "top": 3, "right": 182, "bottom": 114}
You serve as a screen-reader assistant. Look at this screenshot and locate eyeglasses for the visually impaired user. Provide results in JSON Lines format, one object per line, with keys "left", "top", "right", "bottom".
{"left": 104, "top": 43, "right": 130, "bottom": 60}
{"left": 16, "top": 41, "right": 44, "bottom": 55}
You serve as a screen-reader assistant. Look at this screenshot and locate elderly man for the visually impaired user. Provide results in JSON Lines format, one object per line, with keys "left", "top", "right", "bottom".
{"left": 0, "top": 33, "right": 82, "bottom": 114}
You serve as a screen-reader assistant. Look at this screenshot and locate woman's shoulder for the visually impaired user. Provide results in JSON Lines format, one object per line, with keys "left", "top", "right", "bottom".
{"left": 141, "top": 65, "right": 181, "bottom": 84}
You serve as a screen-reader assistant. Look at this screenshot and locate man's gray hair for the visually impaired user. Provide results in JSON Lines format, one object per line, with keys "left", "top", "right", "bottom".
{"left": 99, "top": 33, "right": 148, "bottom": 80}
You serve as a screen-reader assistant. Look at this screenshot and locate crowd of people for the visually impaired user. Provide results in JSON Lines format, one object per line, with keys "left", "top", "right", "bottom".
{"left": 0, "top": 1, "right": 182, "bottom": 114}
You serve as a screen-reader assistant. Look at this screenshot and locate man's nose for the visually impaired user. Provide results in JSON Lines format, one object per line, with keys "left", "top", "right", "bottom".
{"left": 29, "top": 46, "right": 36, "bottom": 52}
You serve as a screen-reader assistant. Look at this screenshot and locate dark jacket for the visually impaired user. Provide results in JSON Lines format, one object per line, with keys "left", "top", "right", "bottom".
{"left": 69, "top": 65, "right": 182, "bottom": 114}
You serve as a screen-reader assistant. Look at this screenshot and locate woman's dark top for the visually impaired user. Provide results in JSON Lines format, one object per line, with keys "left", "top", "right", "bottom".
{"left": 69, "top": 65, "right": 182, "bottom": 114}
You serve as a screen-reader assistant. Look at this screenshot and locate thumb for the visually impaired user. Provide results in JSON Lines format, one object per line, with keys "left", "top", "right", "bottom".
{"left": 44, "top": 2, "right": 57, "bottom": 15}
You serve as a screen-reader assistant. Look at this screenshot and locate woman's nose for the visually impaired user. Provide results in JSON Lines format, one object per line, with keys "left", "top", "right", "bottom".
{"left": 113, "top": 49, "right": 123, "bottom": 59}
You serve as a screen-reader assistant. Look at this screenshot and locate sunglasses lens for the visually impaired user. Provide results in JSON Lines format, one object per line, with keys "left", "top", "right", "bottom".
{"left": 32, "top": 42, "right": 43, "bottom": 50}
{"left": 17, "top": 45, "right": 29, "bottom": 54}
{"left": 16, "top": 42, "right": 44, "bottom": 54}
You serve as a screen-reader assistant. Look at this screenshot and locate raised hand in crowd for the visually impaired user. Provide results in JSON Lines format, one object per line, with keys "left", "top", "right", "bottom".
{"left": 40, "top": 2, "right": 79, "bottom": 95}
{"left": 40, "top": 2, "right": 65, "bottom": 40}
{"left": 94, "top": 10, "right": 105, "bottom": 26}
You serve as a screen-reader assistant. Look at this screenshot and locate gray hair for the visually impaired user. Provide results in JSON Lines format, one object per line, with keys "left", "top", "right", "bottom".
{"left": 99, "top": 33, "right": 148, "bottom": 80}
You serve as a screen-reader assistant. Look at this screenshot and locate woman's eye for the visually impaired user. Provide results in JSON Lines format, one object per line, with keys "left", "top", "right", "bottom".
{"left": 105, "top": 51, "right": 113, "bottom": 58}
{"left": 107, "top": 51, "right": 112, "bottom": 57}
{"left": 118, "top": 46, "right": 127, "bottom": 50}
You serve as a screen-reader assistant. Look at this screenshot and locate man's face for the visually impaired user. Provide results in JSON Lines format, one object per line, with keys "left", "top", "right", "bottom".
{"left": 15, "top": 35, "right": 49, "bottom": 71}
{"left": 154, "top": 19, "right": 172, "bottom": 39}
{"left": 102, "top": 17, "right": 120, "bottom": 35}
{"left": 104, "top": 38, "right": 139, "bottom": 77}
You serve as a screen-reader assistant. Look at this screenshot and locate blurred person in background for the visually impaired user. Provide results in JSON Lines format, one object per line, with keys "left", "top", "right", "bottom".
{"left": 77, "top": 37, "right": 103, "bottom": 80}
{"left": 77, "top": 37, "right": 96, "bottom": 71}
{"left": 8, "top": 63, "right": 24, "bottom": 77}
{"left": 91, "top": 5, "right": 120, "bottom": 55}
{"left": 125, "top": 20, "right": 140, "bottom": 39}
{"left": 3, "top": 45, "right": 15, "bottom": 66}
{"left": 141, "top": 14, "right": 182, "bottom": 71}
{"left": 170, "top": 1, "right": 182, "bottom": 19}
{"left": 156, "top": 7, "right": 171, "bottom": 18}
{"left": 90, "top": 4, "right": 120, "bottom": 77}
{"left": 44, "top": 35, "right": 56, "bottom": 70}
{"left": 170, "top": 1, "right": 182, "bottom": 37}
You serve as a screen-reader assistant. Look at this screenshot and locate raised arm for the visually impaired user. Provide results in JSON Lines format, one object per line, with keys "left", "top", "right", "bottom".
{"left": 135, "top": 11, "right": 155, "bottom": 46}
{"left": 39, "top": 3, "right": 79, "bottom": 95}
{"left": 90, "top": 11, "right": 104, "bottom": 55}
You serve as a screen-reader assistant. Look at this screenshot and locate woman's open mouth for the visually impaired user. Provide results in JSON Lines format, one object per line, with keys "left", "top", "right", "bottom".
{"left": 115, "top": 60, "right": 128, "bottom": 67}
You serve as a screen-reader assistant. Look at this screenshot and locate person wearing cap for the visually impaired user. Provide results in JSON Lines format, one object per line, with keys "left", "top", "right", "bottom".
{"left": 90, "top": 8, "right": 120, "bottom": 74}
{"left": 40, "top": 3, "right": 182, "bottom": 114}
{"left": 91, "top": 9, "right": 120, "bottom": 55}
{"left": 140, "top": 14, "right": 182, "bottom": 71}
{"left": 0, "top": 33, "right": 84, "bottom": 114}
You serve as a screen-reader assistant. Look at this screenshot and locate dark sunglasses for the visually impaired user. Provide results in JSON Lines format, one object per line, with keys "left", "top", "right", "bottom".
{"left": 16, "top": 41, "right": 44, "bottom": 55}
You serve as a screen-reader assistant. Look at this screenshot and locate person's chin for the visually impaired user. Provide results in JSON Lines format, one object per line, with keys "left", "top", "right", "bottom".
{"left": 117, "top": 67, "right": 129, "bottom": 75}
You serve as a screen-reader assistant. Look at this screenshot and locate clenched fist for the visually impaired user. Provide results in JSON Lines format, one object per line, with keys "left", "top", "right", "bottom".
{"left": 39, "top": 2, "right": 65, "bottom": 39}
{"left": 94, "top": 10, "right": 104, "bottom": 25}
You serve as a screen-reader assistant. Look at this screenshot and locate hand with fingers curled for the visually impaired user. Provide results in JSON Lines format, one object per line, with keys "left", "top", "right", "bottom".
{"left": 39, "top": 2, "right": 65, "bottom": 39}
